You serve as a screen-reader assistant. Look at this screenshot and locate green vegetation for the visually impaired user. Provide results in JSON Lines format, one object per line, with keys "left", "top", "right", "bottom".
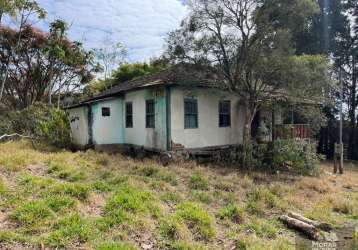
{"left": 189, "top": 174, "right": 209, "bottom": 190}
{"left": 175, "top": 202, "right": 215, "bottom": 240}
{"left": 218, "top": 204, "right": 245, "bottom": 223}
{"left": 45, "top": 213, "right": 94, "bottom": 247}
{"left": 0, "top": 141, "right": 357, "bottom": 249}
{"left": 96, "top": 241, "right": 137, "bottom": 250}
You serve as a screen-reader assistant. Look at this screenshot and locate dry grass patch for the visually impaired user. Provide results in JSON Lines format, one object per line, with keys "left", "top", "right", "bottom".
{"left": 0, "top": 142, "right": 357, "bottom": 249}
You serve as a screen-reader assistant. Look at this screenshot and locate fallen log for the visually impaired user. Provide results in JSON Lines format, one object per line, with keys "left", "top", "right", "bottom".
{"left": 288, "top": 211, "right": 333, "bottom": 232}
{"left": 0, "top": 133, "right": 32, "bottom": 141}
{"left": 0, "top": 133, "right": 38, "bottom": 150}
{"left": 279, "top": 215, "right": 320, "bottom": 240}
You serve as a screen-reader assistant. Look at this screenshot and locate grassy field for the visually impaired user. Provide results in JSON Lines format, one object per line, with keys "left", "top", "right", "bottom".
{"left": 0, "top": 141, "right": 357, "bottom": 249}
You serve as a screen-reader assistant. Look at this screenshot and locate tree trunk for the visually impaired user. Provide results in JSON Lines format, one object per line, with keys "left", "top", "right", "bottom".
{"left": 279, "top": 215, "right": 320, "bottom": 240}
{"left": 242, "top": 100, "right": 258, "bottom": 168}
{"left": 0, "top": 11, "right": 25, "bottom": 103}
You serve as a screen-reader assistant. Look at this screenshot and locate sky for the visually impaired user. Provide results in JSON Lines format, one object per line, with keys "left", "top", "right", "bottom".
{"left": 35, "top": 0, "right": 188, "bottom": 62}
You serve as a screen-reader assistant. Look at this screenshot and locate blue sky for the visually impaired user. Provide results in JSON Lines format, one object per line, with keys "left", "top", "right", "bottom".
{"left": 35, "top": 0, "right": 188, "bottom": 62}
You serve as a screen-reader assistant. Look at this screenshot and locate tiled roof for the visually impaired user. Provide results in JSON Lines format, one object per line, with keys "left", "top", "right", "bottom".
{"left": 65, "top": 65, "right": 217, "bottom": 109}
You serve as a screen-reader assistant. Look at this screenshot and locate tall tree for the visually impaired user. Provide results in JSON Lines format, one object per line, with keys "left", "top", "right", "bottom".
{"left": 166, "top": 0, "right": 331, "bottom": 151}
{"left": 93, "top": 39, "right": 127, "bottom": 81}
{"left": 0, "top": 23, "right": 96, "bottom": 109}
{"left": 83, "top": 58, "right": 169, "bottom": 98}
{"left": 0, "top": 0, "right": 46, "bottom": 102}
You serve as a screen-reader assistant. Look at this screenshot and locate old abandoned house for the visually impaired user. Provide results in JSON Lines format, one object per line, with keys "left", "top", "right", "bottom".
{"left": 66, "top": 68, "right": 299, "bottom": 154}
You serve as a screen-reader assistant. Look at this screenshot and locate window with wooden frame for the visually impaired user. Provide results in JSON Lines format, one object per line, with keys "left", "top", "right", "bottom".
{"left": 184, "top": 98, "right": 198, "bottom": 129}
{"left": 219, "top": 100, "right": 231, "bottom": 127}
{"left": 102, "top": 107, "right": 110, "bottom": 117}
{"left": 145, "top": 99, "right": 155, "bottom": 128}
{"left": 125, "top": 102, "right": 133, "bottom": 128}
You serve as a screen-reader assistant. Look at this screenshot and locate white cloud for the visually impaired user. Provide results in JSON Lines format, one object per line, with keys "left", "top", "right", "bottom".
{"left": 36, "top": 0, "right": 187, "bottom": 61}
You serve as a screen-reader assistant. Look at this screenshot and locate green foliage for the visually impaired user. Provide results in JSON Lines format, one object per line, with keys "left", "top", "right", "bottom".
{"left": 0, "top": 19, "right": 95, "bottom": 109}
{"left": 189, "top": 174, "right": 209, "bottom": 190}
{"left": 133, "top": 165, "right": 178, "bottom": 185}
{"left": 112, "top": 59, "right": 168, "bottom": 83}
{"left": 0, "top": 231, "right": 26, "bottom": 244}
{"left": 0, "top": 178, "right": 5, "bottom": 195}
{"left": 175, "top": 202, "right": 215, "bottom": 240}
{"left": 103, "top": 184, "right": 158, "bottom": 227}
{"left": 39, "top": 108, "right": 71, "bottom": 148}
{"left": 45, "top": 213, "right": 95, "bottom": 247}
{"left": 169, "top": 241, "right": 207, "bottom": 250}
{"left": 96, "top": 242, "right": 138, "bottom": 250}
{"left": 243, "top": 219, "right": 278, "bottom": 239}
{"left": 84, "top": 58, "right": 169, "bottom": 97}
{"left": 159, "top": 216, "right": 190, "bottom": 242}
{"left": 46, "top": 195, "right": 77, "bottom": 212}
{"left": 10, "top": 200, "right": 53, "bottom": 227}
{"left": 0, "top": 103, "right": 71, "bottom": 148}
{"left": 271, "top": 139, "right": 320, "bottom": 175}
{"left": 189, "top": 191, "right": 212, "bottom": 204}
{"left": 49, "top": 182, "right": 90, "bottom": 200}
{"left": 47, "top": 158, "right": 86, "bottom": 182}
{"left": 354, "top": 229, "right": 358, "bottom": 249}
{"left": 161, "top": 192, "right": 182, "bottom": 204}
{"left": 218, "top": 204, "right": 245, "bottom": 223}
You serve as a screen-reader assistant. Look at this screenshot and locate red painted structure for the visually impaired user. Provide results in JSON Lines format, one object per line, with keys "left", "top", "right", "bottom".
{"left": 274, "top": 124, "right": 311, "bottom": 140}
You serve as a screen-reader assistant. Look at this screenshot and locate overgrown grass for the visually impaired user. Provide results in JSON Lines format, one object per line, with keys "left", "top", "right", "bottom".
{"left": 218, "top": 204, "right": 245, "bottom": 223}
{"left": 175, "top": 202, "right": 215, "bottom": 240}
{"left": 0, "top": 141, "right": 357, "bottom": 249}
{"left": 189, "top": 174, "right": 209, "bottom": 190}
{"left": 96, "top": 241, "right": 138, "bottom": 250}
{"left": 102, "top": 184, "right": 159, "bottom": 228}
{"left": 44, "top": 213, "right": 95, "bottom": 248}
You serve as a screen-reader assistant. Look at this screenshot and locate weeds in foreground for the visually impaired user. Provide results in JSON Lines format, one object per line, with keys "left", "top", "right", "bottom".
{"left": 189, "top": 174, "right": 209, "bottom": 190}
{"left": 0, "top": 141, "right": 357, "bottom": 249}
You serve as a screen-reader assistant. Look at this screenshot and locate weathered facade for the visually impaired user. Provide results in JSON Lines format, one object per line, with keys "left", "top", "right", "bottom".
{"left": 66, "top": 70, "right": 282, "bottom": 152}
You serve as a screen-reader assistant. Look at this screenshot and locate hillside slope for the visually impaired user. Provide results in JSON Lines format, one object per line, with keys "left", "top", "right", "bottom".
{"left": 0, "top": 141, "right": 357, "bottom": 249}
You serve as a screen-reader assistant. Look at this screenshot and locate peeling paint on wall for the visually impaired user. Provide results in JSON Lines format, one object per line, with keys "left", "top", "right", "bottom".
{"left": 91, "top": 98, "right": 124, "bottom": 145}
{"left": 67, "top": 106, "right": 89, "bottom": 146}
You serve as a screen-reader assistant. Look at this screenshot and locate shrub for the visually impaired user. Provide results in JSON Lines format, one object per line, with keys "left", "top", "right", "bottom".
{"left": 39, "top": 108, "right": 71, "bottom": 148}
{"left": 0, "top": 103, "right": 71, "bottom": 148}
{"left": 271, "top": 139, "right": 320, "bottom": 175}
{"left": 189, "top": 175, "right": 209, "bottom": 190}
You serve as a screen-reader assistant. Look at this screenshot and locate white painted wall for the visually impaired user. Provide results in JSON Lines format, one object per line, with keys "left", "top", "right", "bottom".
{"left": 170, "top": 87, "right": 245, "bottom": 149}
{"left": 92, "top": 98, "right": 123, "bottom": 145}
{"left": 124, "top": 88, "right": 167, "bottom": 150}
{"left": 124, "top": 90, "right": 149, "bottom": 147}
{"left": 67, "top": 106, "right": 89, "bottom": 147}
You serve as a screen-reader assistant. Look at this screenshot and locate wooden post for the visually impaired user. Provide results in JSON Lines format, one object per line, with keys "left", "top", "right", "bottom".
{"left": 334, "top": 143, "right": 343, "bottom": 174}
